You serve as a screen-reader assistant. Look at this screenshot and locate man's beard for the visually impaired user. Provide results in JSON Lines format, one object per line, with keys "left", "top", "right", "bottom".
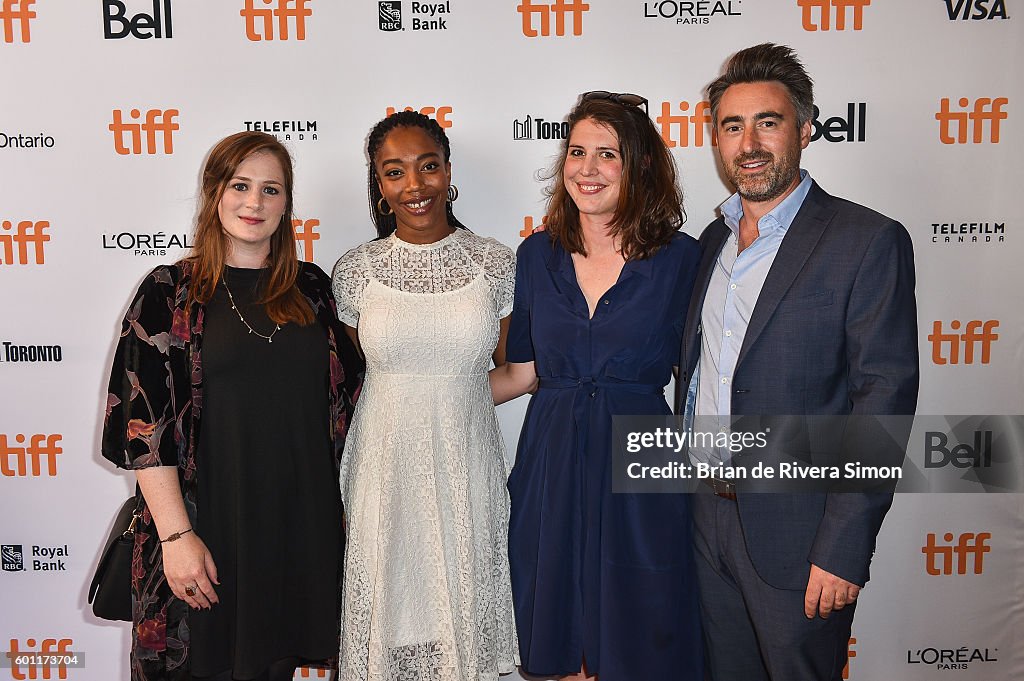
{"left": 726, "top": 148, "right": 800, "bottom": 203}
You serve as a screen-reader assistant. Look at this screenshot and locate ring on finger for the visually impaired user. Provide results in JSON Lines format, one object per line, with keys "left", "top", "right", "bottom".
{"left": 185, "top": 584, "right": 197, "bottom": 598}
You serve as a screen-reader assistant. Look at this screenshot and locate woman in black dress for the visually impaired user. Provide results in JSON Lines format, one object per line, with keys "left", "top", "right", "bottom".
{"left": 101, "top": 131, "right": 361, "bottom": 681}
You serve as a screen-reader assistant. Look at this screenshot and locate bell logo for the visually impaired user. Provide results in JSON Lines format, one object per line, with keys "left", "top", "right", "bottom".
{"left": 922, "top": 532, "right": 991, "bottom": 575}
{"left": 657, "top": 100, "right": 715, "bottom": 148}
{"left": 240, "top": 0, "right": 312, "bottom": 41}
{"left": 109, "top": 108, "right": 179, "bottom": 155}
{"left": 1, "top": 434, "right": 62, "bottom": 477}
{"left": 811, "top": 103, "right": 866, "bottom": 143}
{"left": 843, "top": 637, "right": 856, "bottom": 679}
{"left": 521, "top": 216, "right": 547, "bottom": 238}
{"left": 1, "top": 220, "right": 49, "bottom": 266}
{"left": 103, "top": 0, "right": 173, "bottom": 39}
{"left": 945, "top": 0, "right": 1009, "bottom": 20}
{"left": 385, "top": 106, "right": 453, "bottom": 129}
{"left": 0, "top": 0, "right": 35, "bottom": 43}
{"left": 928, "top": 320, "right": 999, "bottom": 365}
{"left": 6, "top": 638, "right": 74, "bottom": 680}
{"left": 292, "top": 218, "right": 319, "bottom": 262}
{"left": 925, "top": 431, "right": 992, "bottom": 468}
{"left": 936, "top": 97, "right": 1008, "bottom": 144}
{"left": 798, "top": 0, "right": 870, "bottom": 31}
{"left": 517, "top": 0, "right": 589, "bottom": 37}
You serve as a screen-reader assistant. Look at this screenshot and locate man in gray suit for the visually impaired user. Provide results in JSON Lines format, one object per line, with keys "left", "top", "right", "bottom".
{"left": 678, "top": 44, "right": 919, "bottom": 680}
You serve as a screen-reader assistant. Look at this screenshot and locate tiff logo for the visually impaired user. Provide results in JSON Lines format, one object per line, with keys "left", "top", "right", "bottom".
{"left": 241, "top": 0, "right": 312, "bottom": 40}
{"left": 0, "top": 434, "right": 62, "bottom": 477}
{"left": 798, "top": 0, "right": 870, "bottom": 31}
{"left": 0, "top": 0, "right": 35, "bottom": 43}
{"left": 936, "top": 97, "right": 1008, "bottom": 144}
{"left": 657, "top": 100, "right": 715, "bottom": 148}
{"left": 928, "top": 320, "right": 999, "bottom": 365}
{"left": 292, "top": 218, "right": 319, "bottom": 262}
{"left": 520, "top": 216, "right": 546, "bottom": 238}
{"left": 517, "top": 0, "right": 589, "bottom": 37}
{"left": 922, "top": 532, "right": 991, "bottom": 575}
{"left": 109, "top": 108, "right": 179, "bottom": 155}
{"left": 1, "top": 220, "right": 49, "bottom": 265}
{"left": 6, "top": 639, "right": 73, "bottom": 680}
{"left": 386, "top": 106, "right": 452, "bottom": 129}
{"left": 843, "top": 637, "right": 856, "bottom": 680}
{"left": 295, "top": 669, "right": 331, "bottom": 678}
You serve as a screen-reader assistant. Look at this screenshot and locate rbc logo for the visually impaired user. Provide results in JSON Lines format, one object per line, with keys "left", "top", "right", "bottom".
{"left": 798, "top": 0, "right": 870, "bottom": 31}
{"left": 657, "top": 100, "right": 714, "bottom": 148}
{"left": 922, "top": 532, "right": 991, "bottom": 575}
{"left": 928, "top": 320, "right": 999, "bottom": 365}
{"left": 241, "top": 0, "right": 312, "bottom": 40}
{"left": 109, "top": 108, "right": 179, "bottom": 155}
{"left": 936, "top": 97, "right": 1008, "bottom": 144}
{"left": 379, "top": 0, "right": 401, "bottom": 30}
{"left": 385, "top": 106, "right": 452, "bottom": 129}
{"left": 103, "top": 0, "right": 172, "bottom": 39}
{"left": 2, "top": 544, "right": 25, "bottom": 571}
{"left": 517, "top": 0, "right": 589, "bottom": 37}
{"left": 0, "top": 0, "right": 35, "bottom": 43}
{"left": 1, "top": 220, "right": 49, "bottom": 266}
{"left": 292, "top": 218, "right": 319, "bottom": 262}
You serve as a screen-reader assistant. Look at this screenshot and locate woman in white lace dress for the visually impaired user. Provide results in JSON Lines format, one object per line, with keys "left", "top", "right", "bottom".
{"left": 331, "top": 111, "right": 518, "bottom": 681}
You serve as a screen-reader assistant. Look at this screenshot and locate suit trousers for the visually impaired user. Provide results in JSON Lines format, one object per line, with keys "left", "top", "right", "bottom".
{"left": 693, "top": 490, "right": 854, "bottom": 681}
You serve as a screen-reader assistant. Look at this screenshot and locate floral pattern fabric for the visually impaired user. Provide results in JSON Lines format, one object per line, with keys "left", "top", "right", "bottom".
{"left": 101, "top": 260, "right": 361, "bottom": 681}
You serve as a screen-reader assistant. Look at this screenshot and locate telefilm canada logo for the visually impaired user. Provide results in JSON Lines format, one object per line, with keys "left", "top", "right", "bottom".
{"left": 642, "top": 0, "right": 742, "bottom": 25}
{"left": 243, "top": 118, "right": 319, "bottom": 141}
{"left": 513, "top": 115, "right": 569, "bottom": 141}
{"left": 378, "top": 1, "right": 451, "bottom": 31}
{"left": 103, "top": 0, "right": 173, "bottom": 39}
{"left": 944, "top": 0, "right": 1010, "bottom": 20}
{"left": 907, "top": 645, "right": 998, "bottom": 671}
{"left": 930, "top": 220, "right": 1006, "bottom": 246}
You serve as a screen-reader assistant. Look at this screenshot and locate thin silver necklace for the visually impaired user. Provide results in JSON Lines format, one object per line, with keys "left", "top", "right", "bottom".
{"left": 222, "top": 276, "right": 281, "bottom": 343}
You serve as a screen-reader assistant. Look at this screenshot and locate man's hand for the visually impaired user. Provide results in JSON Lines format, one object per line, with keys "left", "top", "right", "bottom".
{"left": 804, "top": 563, "right": 860, "bottom": 619}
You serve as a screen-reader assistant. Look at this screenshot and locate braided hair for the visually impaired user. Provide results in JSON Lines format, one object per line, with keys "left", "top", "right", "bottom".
{"left": 366, "top": 110, "right": 466, "bottom": 238}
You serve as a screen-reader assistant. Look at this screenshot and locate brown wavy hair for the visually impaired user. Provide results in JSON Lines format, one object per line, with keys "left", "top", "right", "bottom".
{"left": 544, "top": 97, "right": 684, "bottom": 261}
{"left": 186, "top": 131, "right": 312, "bottom": 325}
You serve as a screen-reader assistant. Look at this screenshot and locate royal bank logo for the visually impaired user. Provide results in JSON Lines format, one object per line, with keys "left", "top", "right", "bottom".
{"left": 1, "top": 342, "right": 62, "bottom": 363}
{"left": 103, "top": 0, "right": 173, "bottom": 39}
{"left": 0, "top": 0, "right": 36, "bottom": 43}
{"left": 386, "top": 105, "right": 452, "bottom": 128}
{"left": 102, "top": 231, "right": 193, "bottom": 256}
{"left": 907, "top": 645, "right": 998, "bottom": 670}
{"left": 0, "top": 131, "right": 54, "bottom": 149}
{"left": 931, "top": 220, "right": 1006, "bottom": 245}
{"left": 1, "top": 545, "right": 24, "bottom": 572}
{"left": 798, "top": 0, "right": 870, "bottom": 31}
{"left": 379, "top": 0, "right": 401, "bottom": 29}
{"left": 811, "top": 103, "right": 866, "bottom": 143}
{"left": 241, "top": 0, "right": 312, "bottom": 40}
{"left": 657, "top": 100, "right": 715, "bottom": 148}
{"left": 928, "top": 320, "right": 999, "bottom": 365}
{"left": 642, "top": 0, "right": 741, "bottom": 25}
{"left": 944, "top": 0, "right": 1010, "bottom": 20}
{"left": 936, "top": 97, "right": 1008, "bottom": 144}
{"left": 513, "top": 115, "right": 569, "bottom": 141}
{"left": 243, "top": 119, "right": 318, "bottom": 141}
{"left": 377, "top": 1, "right": 450, "bottom": 30}
{"left": 517, "top": 0, "right": 588, "bottom": 37}
{"left": 1, "top": 220, "right": 49, "bottom": 266}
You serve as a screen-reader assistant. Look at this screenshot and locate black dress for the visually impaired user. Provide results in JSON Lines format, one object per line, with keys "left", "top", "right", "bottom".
{"left": 191, "top": 266, "right": 342, "bottom": 679}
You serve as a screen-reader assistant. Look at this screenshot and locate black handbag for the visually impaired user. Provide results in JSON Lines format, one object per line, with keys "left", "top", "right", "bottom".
{"left": 88, "top": 496, "right": 139, "bottom": 621}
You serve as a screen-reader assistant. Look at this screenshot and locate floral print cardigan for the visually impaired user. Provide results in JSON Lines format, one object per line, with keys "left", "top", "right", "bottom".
{"left": 100, "top": 260, "right": 361, "bottom": 680}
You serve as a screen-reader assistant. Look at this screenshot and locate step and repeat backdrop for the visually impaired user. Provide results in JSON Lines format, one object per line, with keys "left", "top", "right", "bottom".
{"left": 2, "top": 1, "right": 1022, "bottom": 680}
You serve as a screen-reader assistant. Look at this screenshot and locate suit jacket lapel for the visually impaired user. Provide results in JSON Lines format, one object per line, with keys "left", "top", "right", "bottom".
{"left": 735, "top": 182, "right": 835, "bottom": 370}
{"left": 682, "top": 220, "right": 729, "bottom": 373}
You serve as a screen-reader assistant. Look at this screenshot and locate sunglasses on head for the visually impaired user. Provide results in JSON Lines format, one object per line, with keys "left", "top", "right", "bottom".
{"left": 579, "top": 91, "right": 649, "bottom": 115}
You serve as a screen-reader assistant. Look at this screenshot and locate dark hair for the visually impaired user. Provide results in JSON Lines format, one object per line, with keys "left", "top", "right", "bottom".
{"left": 365, "top": 110, "right": 465, "bottom": 238}
{"left": 188, "top": 131, "right": 312, "bottom": 326}
{"left": 544, "top": 97, "right": 684, "bottom": 261}
{"left": 706, "top": 43, "right": 815, "bottom": 128}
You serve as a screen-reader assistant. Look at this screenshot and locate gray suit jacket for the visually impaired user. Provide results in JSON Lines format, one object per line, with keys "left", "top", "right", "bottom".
{"left": 678, "top": 181, "right": 919, "bottom": 589}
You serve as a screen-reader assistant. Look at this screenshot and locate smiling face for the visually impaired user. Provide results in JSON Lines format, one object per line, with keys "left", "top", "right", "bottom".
{"left": 562, "top": 118, "right": 623, "bottom": 227}
{"left": 715, "top": 80, "right": 811, "bottom": 208}
{"left": 375, "top": 126, "right": 452, "bottom": 243}
{"left": 217, "top": 151, "right": 287, "bottom": 265}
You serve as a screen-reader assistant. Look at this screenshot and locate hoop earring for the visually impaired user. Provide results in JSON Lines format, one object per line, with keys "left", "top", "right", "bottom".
{"left": 447, "top": 185, "right": 459, "bottom": 203}
{"left": 377, "top": 197, "right": 393, "bottom": 216}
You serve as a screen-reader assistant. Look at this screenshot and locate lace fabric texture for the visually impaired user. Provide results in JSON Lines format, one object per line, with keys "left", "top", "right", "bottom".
{"left": 332, "top": 229, "right": 518, "bottom": 681}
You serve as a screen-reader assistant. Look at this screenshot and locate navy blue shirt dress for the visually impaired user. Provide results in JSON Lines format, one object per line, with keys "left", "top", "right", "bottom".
{"left": 506, "top": 231, "right": 703, "bottom": 681}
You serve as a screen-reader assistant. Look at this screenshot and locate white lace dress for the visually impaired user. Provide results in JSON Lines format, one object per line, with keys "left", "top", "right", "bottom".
{"left": 332, "top": 228, "right": 518, "bottom": 681}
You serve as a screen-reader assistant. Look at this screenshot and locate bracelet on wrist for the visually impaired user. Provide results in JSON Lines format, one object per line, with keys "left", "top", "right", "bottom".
{"left": 160, "top": 528, "right": 193, "bottom": 543}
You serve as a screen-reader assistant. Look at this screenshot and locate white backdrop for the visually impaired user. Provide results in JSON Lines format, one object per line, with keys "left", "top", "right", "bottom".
{"left": 1, "top": 1, "right": 1022, "bottom": 680}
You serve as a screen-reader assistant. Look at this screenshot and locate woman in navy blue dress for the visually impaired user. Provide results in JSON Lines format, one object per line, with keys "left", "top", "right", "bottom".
{"left": 490, "top": 93, "right": 702, "bottom": 681}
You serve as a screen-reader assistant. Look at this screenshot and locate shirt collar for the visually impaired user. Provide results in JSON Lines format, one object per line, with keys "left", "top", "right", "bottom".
{"left": 720, "top": 169, "right": 812, "bottom": 237}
